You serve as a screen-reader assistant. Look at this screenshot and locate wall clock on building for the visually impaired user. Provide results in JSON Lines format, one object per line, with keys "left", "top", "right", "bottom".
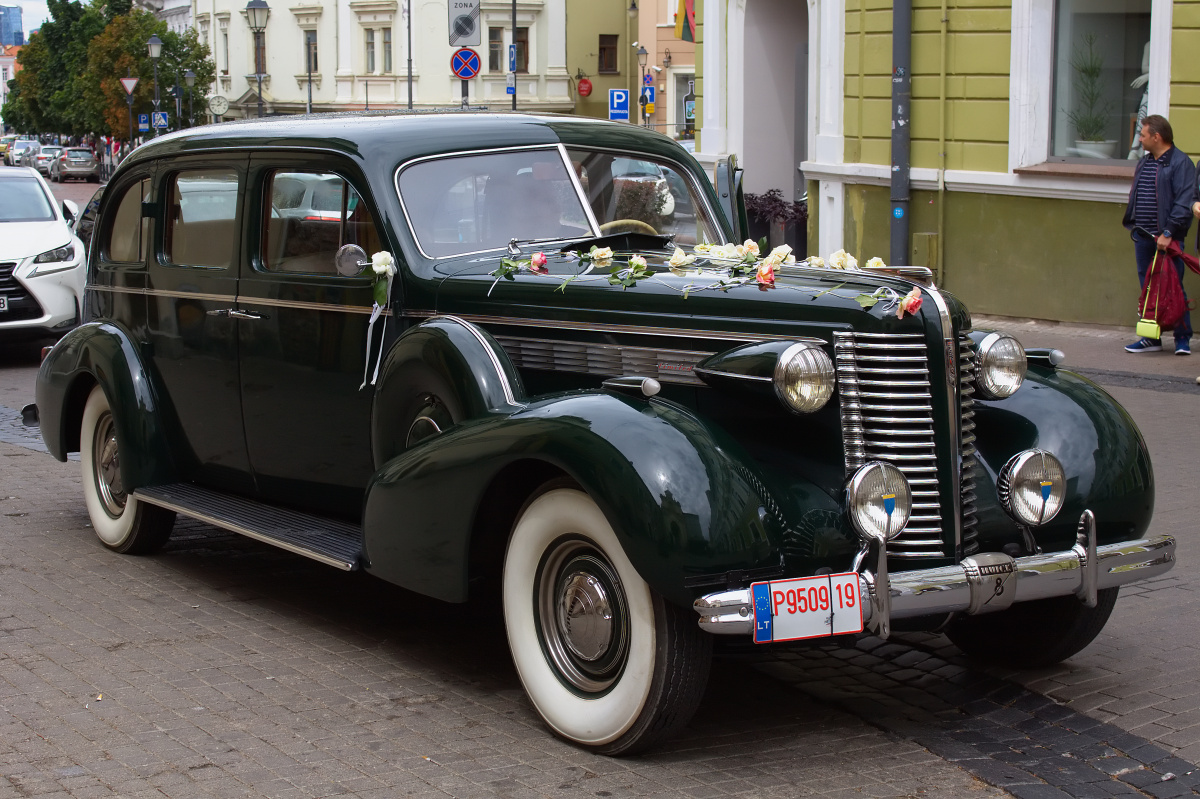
{"left": 208, "top": 95, "right": 230, "bottom": 116}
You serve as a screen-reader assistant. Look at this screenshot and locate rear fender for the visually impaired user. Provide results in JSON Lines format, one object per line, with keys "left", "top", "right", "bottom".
{"left": 35, "top": 321, "right": 178, "bottom": 488}
{"left": 363, "top": 391, "right": 804, "bottom": 606}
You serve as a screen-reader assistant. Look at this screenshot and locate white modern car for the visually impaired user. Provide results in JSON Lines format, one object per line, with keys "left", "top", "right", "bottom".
{"left": 0, "top": 167, "right": 85, "bottom": 340}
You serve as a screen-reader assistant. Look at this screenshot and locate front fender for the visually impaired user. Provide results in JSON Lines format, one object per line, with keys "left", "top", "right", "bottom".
{"left": 972, "top": 365, "right": 1153, "bottom": 553}
{"left": 35, "top": 321, "right": 178, "bottom": 488}
{"left": 362, "top": 391, "right": 817, "bottom": 606}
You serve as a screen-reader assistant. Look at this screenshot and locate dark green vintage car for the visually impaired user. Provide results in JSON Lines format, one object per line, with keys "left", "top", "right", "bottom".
{"left": 30, "top": 112, "right": 1174, "bottom": 755}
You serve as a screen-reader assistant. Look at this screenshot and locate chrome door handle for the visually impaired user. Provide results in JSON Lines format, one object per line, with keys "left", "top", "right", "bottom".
{"left": 228, "top": 309, "right": 267, "bottom": 320}
{"left": 206, "top": 308, "right": 231, "bottom": 317}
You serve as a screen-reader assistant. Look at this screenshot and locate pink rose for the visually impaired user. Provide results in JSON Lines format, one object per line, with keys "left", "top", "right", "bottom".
{"left": 897, "top": 287, "right": 923, "bottom": 318}
{"left": 756, "top": 262, "right": 776, "bottom": 286}
{"left": 530, "top": 251, "right": 548, "bottom": 274}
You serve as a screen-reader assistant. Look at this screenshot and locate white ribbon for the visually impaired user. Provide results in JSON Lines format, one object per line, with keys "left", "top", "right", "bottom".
{"left": 359, "top": 270, "right": 394, "bottom": 390}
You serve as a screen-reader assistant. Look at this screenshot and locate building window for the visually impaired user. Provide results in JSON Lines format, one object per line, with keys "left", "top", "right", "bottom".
{"left": 365, "top": 28, "right": 375, "bottom": 73}
{"left": 383, "top": 27, "right": 392, "bottom": 73}
{"left": 514, "top": 26, "right": 528, "bottom": 73}
{"left": 1050, "top": 0, "right": 1151, "bottom": 161}
{"left": 221, "top": 31, "right": 229, "bottom": 74}
{"left": 598, "top": 34, "right": 617, "bottom": 74}
{"left": 489, "top": 27, "right": 503, "bottom": 72}
{"left": 253, "top": 30, "right": 266, "bottom": 75}
{"left": 305, "top": 29, "right": 317, "bottom": 72}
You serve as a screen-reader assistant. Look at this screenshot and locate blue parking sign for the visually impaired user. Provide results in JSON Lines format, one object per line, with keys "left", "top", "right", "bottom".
{"left": 138, "top": 114, "right": 149, "bottom": 132}
{"left": 641, "top": 86, "right": 655, "bottom": 105}
{"left": 608, "top": 89, "right": 629, "bottom": 121}
{"left": 152, "top": 111, "right": 169, "bottom": 129}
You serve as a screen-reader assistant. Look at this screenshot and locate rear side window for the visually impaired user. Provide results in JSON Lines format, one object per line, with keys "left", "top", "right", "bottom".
{"left": 105, "top": 178, "right": 151, "bottom": 262}
{"left": 262, "top": 170, "right": 383, "bottom": 274}
{"left": 165, "top": 169, "right": 240, "bottom": 269}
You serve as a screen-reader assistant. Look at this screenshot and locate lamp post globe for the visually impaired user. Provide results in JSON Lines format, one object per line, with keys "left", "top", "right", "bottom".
{"left": 147, "top": 35, "right": 162, "bottom": 138}
{"left": 245, "top": 0, "right": 270, "bottom": 118}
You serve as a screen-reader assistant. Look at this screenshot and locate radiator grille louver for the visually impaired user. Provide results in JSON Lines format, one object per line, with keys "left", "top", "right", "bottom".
{"left": 959, "top": 335, "right": 980, "bottom": 555}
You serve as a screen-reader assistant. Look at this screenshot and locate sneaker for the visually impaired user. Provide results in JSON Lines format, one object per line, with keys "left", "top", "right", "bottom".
{"left": 1177, "top": 340, "right": 1191, "bottom": 356}
{"left": 1125, "top": 338, "right": 1163, "bottom": 352}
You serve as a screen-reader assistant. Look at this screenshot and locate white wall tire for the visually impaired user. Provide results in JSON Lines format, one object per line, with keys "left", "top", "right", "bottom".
{"left": 80, "top": 385, "right": 175, "bottom": 554}
{"left": 503, "top": 486, "right": 710, "bottom": 755}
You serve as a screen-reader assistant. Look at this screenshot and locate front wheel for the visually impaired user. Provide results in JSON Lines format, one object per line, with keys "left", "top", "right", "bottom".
{"left": 503, "top": 487, "right": 711, "bottom": 755}
{"left": 80, "top": 385, "right": 175, "bottom": 554}
{"left": 945, "top": 588, "right": 1119, "bottom": 668}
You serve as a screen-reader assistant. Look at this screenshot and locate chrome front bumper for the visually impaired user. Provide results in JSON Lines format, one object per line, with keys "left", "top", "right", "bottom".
{"left": 694, "top": 511, "right": 1176, "bottom": 639}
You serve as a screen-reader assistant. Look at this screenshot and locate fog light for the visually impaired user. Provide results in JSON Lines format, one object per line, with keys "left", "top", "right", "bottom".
{"left": 846, "top": 462, "right": 911, "bottom": 542}
{"left": 998, "top": 450, "right": 1066, "bottom": 526}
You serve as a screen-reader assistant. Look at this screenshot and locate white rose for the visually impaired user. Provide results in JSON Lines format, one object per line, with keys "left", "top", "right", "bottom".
{"left": 742, "top": 239, "right": 761, "bottom": 256}
{"left": 807, "top": 256, "right": 825, "bottom": 268}
{"left": 828, "top": 249, "right": 857, "bottom": 270}
{"left": 371, "top": 251, "right": 396, "bottom": 276}
{"left": 669, "top": 248, "right": 696, "bottom": 267}
{"left": 630, "top": 254, "right": 647, "bottom": 268}
{"left": 866, "top": 256, "right": 886, "bottom": 269}
{"left": 591, "top": 246, "right": 614, "bottom": 260}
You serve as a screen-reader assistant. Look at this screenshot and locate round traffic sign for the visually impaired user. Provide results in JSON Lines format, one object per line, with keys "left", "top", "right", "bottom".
{"left": 643, "top": 72, "right": 653, "bottom": 86}
{"left": 451, "top": 48, "right": 481, "bottom": 80}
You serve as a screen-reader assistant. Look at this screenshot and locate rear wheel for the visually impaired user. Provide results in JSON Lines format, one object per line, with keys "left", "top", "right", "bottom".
{"left": 946, "top": 588, "right": 1118, "bottom": 668}
{"left": 80, "top": 385, "right": 175, "bottom": 554}
{"left": 503, "top": 486, "right": 711, "bottom": 755}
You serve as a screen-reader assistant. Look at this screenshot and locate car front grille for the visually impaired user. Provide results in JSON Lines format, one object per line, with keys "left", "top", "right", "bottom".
{"left": 0, "top": 261, "right": 44, "bottom": 322}
{"left": 835, "top": 330, "right": 977, "bottom": 559}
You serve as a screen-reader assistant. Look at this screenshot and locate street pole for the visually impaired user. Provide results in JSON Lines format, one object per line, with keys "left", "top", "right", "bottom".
{"left": 244, "top": 0, "right": 271, "bottom": 119}
{"left": 406, "top": 0, "right": 412, "bottom": 110}
{"left": 256, "top": 70, "right": 264, "bottom": 118}
{"left": 185, "top": 70, "right": 195, "bottom": 127}
{"left": 148, "top": 35, "right": 162, "bottom": 139}
{"left": 306, "top": 39, "right": 313, "bottom": 114}
{"left": 510, "top": 0, "right": 516, "bottom": 111}
{"left": 173, "top": 77, "right": 182, "bottom": 131}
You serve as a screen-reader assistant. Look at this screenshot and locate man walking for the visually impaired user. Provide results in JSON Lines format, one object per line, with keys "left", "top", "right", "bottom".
{"left": 1123, "top": 114, "right": 1194, "bottom": 354}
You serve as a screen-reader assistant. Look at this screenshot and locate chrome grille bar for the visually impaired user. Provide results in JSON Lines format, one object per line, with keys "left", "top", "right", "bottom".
{"left": 836, "top": 332, "right": 946, "bottom": 557}
{"left": 959, "top": 335, "right": 980, "bottom": 554}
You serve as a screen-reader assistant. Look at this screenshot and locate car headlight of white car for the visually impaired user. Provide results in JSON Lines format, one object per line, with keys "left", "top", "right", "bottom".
{"left": 30, "top": 243, "right": 77, "bottom": 276}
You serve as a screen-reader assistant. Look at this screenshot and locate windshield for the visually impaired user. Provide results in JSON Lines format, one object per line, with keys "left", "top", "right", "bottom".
{"left": 40, "top": 147, "right": 62, "bottom": 157}
{"left": 0, "top": 177, "right": 57, "bottom": 222}
{"left": 397, "top": 146, "right": 721, "bottom": 257}
{"left": 66, "top": 149, "right": 92, "bottom": 159}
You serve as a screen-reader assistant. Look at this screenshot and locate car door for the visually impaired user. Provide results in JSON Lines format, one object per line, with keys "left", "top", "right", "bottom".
{"left": 237, "top": 154, "right": 386, "bottom": 518}
{"left": 143, "top": 155, "right": 255, "bottom": 493}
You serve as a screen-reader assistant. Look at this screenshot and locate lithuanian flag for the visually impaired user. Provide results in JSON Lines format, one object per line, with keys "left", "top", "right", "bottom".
{"left": 675, "top": 0, "right": 695, "bottom": 42}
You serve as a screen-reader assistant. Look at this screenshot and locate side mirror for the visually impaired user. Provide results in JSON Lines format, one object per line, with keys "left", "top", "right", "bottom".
{"left": 62, "top": 199, "right": 79, "bottom": 226}
{"left": 335, "top": 243, "right": 369, "bottom": 277}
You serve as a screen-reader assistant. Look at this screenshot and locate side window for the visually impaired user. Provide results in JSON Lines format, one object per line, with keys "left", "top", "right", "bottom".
{"left": 105, "top": 178, "right": 151, "bottom": 263}
{"left": 262, "top": 170, "right": 382, "bottom": 274}
{"left": 165, "top": 169, "right": 240, "bottom": 268}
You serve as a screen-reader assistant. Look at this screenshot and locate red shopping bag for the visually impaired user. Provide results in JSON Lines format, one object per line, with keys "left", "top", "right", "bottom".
{"left": 1138, "top": 249, "right": 1187, "bottom": 333}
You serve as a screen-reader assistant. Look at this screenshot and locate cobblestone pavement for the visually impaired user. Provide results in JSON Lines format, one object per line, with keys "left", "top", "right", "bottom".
{"left": 2, "top": 316, "right": 1200, "bottom": 798}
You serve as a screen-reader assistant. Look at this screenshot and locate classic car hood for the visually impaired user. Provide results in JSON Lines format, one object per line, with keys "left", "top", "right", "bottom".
{"left": 0, "top": 221, "right": 73, "bottom": 260}
{"left": 427, "top": 248, "right": 961, "bottom": 341}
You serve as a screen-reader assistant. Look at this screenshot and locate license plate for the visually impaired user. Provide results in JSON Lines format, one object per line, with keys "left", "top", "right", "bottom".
{"left": 752, "top": 572, "right": 863, "bottom": 643}
{"left": 0, "top": 295, "right": 8, "bottom": 312}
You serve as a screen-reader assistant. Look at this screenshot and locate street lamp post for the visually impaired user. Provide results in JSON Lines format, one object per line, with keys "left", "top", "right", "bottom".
{"left": 172, "top": 75, "right": 183, "bottom": 131}
{"left": 305, "top": 35, "right": 313, "bottom": 114}
{"left": 147, "top": 34, "right": 162, "bottom": 138}
{"left": 184, "top": 69, "right": 195, "bottom": 127}
{"left": 636, "top": 45, "right": 648, "bottom": 127}
{"left": 245, "top": 0, "right": 270, "bottom": 118}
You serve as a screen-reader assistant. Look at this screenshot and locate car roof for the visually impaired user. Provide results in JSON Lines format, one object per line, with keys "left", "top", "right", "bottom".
{"left": 121, "top": 111, "right": 697, "bottom": 173}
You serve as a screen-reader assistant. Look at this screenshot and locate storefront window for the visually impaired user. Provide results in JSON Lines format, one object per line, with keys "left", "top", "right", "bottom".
{"left": 1050, "top": 0, "right": 1151, "bottom": 161}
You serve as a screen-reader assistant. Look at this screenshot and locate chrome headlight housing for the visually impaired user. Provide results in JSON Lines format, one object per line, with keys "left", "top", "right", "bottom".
{"left": 846, "top": 461, "right": 912, "bottom": 543}
{"left": 998, "top": 450, "right": 1066, "bottom": 527}
{"left": 976, "top": 332, "right": 1027, "bottom": 399}
{"left": 773, "top": 342, "right": 835, "bottom": 413}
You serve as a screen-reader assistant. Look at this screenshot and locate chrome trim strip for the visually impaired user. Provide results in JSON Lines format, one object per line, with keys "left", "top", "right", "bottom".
{"left": 88, "top": 284, "right": 237, "bottom": 304}
{"left": 88, "top": 284, "right": 388, "bottom": 316}
{"left": 131, "top": 489, "right": 357, "bottom": 571}
{"left": 692, "top": 366, "right": 773, "bottom": 383}
{"left": 557, "top": 143, "right": 602, "bottom": 233}
{"left": 401, "top": 309, "right": 829, "bottom": 345}
{"left": 923, "top": 284, "right": 963, "bottom": 554}
{"left": 438, "top": 315, "right": 521, "bottom": 408}
{"left": 695, "top": 531, "right": 1177, "bottom": 636}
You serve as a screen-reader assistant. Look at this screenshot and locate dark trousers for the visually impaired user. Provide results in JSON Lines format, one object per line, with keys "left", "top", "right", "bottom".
{"left": 1134, "top": 231, "right": 1192, "bottom": 343}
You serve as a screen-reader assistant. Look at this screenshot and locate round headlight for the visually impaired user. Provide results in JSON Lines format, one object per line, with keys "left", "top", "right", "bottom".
{"left": 998, "top": 450, "right": 1066, "bottom": 527}
{"left": 977, "top": 332, "right": 1027, "bottom": 399}
{"left": 846, "top": 462, "right": 912, "bottom": 543}
{"left": 773, "top": 342, "right": 835, "bottom": 413}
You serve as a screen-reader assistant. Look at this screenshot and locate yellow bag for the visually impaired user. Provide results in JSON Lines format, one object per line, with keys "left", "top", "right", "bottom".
{"left": 1136, "top": 317, "right": 1162, "bottom": 340}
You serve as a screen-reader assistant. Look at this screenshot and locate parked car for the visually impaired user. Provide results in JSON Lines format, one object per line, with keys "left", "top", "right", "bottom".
{"left": 5, "top": 138, "right": 38, "bottom": 166}
{"left": 50, "top": 147, "right": 101, "bottom": 183}
{"left": 0, "top": 167, "right": 84, "bottom": 339}
{"left": 72, "top": 185, "right": 106, "bottom": 261}
{"left": 30, "top": 113, "right": 1174, "bottom": 755}
{"left": 28, "top": 145, "right": 63, "bottom": 176}
{"left": 0, "top": 134, "right": 17, "bottom": 162}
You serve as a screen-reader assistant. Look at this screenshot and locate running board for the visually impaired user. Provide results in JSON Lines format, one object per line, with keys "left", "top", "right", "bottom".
{"left": 132, "top": 483, "right": 362, "bottom": 571}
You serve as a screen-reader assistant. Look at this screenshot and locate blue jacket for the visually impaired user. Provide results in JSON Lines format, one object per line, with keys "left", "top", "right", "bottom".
{"left": 1123, "top": 146, "right": 1196, "bottom": 242}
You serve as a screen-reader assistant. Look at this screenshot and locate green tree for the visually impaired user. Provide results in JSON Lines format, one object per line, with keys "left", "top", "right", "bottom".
{"left": 2, "top": 33, "right": 49, "bottom": 133}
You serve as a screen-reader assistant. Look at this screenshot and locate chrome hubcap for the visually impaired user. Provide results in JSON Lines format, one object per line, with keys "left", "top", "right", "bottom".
{"left": 537, "top": 537, "right": 629, "bottom": 693}
{"left": 93, "top": 411, "right": 126, "bottom": 518}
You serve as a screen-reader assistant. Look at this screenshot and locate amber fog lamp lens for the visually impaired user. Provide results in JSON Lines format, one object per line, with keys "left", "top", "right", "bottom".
{"left": 773, "top": 342, "right": 835, "bottom": 413}
{"left": 846, "top": 461, "right": 912, "bottom": 543}
{"left": 977, "top": 332, "right": 1027, "bottom": 399}
{"left": 998, "top": 450, "right": 1066, "bottom": 527}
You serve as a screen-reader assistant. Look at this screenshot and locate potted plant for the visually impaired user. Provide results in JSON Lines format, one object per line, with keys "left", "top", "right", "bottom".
{"left": 1067, "top": 33, "right": 1117, "bottom": 158}
{"left": 744, "top": 188, "right": 808, "bottom": 252}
